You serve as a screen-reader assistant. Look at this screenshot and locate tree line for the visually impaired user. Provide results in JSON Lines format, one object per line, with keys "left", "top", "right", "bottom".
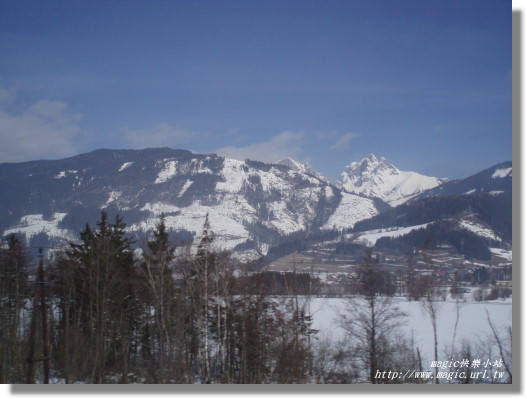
{"left": 0, "top": 211, "right": 318, "bottom": 384}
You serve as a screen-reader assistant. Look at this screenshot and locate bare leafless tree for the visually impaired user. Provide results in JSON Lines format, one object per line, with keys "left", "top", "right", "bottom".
{"left": 419, "top": 279, "right": 443, "bottom": 384}
{"left": 485, "top": 309, "right": 512, "bottom": 383}
{"left": 339, "top": 250, "right": 407, "bottom": 383}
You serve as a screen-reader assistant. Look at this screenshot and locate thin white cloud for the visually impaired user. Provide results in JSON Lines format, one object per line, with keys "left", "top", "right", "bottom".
{"left": 0, "top": 90, "right": 83, "bottom": 162}
{"left": 330, "top": 131, "right": 359, "bottom": 150}
{"left": 121, "top": 123, "right": 196, "bottom": 149}
{"left": 216, "top": 131, "right": 305, "bottom": 163}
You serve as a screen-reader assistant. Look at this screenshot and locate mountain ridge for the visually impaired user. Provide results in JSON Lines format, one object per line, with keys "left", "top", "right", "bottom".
{"left": 0, "top": 148, "right": 379, "bottom": 260}
{"left": 412, "top": 160, "right": 512, "bottom": 200}
{"left": 0, "top": 148, "right": 511, "bottom": 262}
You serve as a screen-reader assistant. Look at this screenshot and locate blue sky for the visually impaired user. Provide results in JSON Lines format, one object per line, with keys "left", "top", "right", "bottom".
{"left": 0, "top": 0, "right": 511, "bottom": 181}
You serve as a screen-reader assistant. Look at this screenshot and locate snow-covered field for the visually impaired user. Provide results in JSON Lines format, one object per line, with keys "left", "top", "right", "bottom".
{"left": 308, "top": 296, "right": 512, "bottom": 370}
{"left": 351, "top": 223, "right": 431, "bottom": 247}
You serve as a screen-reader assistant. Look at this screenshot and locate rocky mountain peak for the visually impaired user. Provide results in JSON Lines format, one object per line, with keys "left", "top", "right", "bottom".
{"left": 337, "top": 154, "right": 446, "bottom": 207}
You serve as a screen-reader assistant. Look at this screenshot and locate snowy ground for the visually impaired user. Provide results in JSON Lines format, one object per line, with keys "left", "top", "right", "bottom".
{"left": 3, "top": 213, "right": 74, "bottom": 241}
{"left": 308, "top": 296, "right": 512, "bottom": 371}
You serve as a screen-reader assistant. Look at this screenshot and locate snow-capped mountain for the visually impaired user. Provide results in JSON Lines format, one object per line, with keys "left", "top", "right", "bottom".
{"left": 0, "top": 148, "right": 379, "bottom": 260}
{"left": 275, "top": 158, "right": 329, "bottom": 183}
{"left": 336, "top": 154, "right": 448, "bottom": 206}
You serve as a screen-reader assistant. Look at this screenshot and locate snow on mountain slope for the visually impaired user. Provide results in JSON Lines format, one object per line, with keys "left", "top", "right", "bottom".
{"left": 118, "top": 162, "right": 134, "bottom": 172}
{"left": 336, "top": 154, "right": 447, "bottom": 206}
{"left": 276, "top": 158, "right": 329, "bottom": 183}
{"left": 491, "top": 167, "right": 512, "bottom": 179}
{"left": 155, "top": 159, "right": 179, "bottom": 183}
{"left": 132, "top": 156, "right": 378, "bottom": 255}
{"left": 131, "top": 200, "right": 254, "bottom": 251}
{"left": 3, "top": 213, "right": 74, "bottom": 241}
{"left": 458, "top": 219, "right": 501, "bottom": 242}
{"left": 322, "top": 192, "right": 378, "bottom": 230}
